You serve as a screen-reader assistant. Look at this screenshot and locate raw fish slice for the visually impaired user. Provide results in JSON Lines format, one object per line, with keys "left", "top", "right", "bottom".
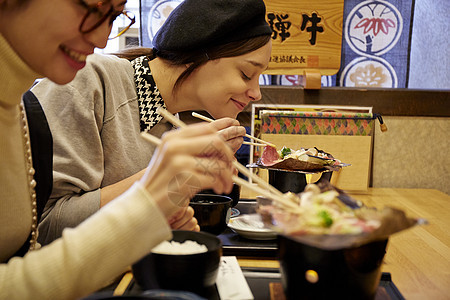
{"left": 260, "top": 145, "right": 279, "bottom": 166}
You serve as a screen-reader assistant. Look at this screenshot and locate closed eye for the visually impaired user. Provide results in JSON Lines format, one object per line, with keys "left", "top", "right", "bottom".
{"left": 241, "top": 71, "right": 251, "bottom": 81}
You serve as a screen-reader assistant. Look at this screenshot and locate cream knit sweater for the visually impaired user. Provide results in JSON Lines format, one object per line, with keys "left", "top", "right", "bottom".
{"left": 0, "top": 34, "right": 171, "bottom": 299}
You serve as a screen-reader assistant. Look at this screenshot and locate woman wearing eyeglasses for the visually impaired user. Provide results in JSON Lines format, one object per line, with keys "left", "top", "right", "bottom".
{"left": 0, "top": 0, "right": 235, "bottom": 299}
{"left": 31, "top": 0, "right": 273, "bottom": 246}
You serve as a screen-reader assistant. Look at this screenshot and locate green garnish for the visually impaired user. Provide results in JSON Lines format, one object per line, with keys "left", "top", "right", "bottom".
{"left": 318, "top": 210, "right": 333, "bottom": 227}
{"left": 280, "top": 147, "right": 292, "bottom": 159}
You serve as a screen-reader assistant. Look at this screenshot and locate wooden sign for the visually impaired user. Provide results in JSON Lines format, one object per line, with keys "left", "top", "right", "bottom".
{"left": 264, "top": 0, "right": 344, "bottom": 77}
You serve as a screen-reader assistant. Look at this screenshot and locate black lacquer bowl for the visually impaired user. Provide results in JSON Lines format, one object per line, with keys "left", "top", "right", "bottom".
{"left": 197, "top": 183, "right": 241, "bottom": 207}
{"left": 190, "top": 194, "right": 232, "bottom": 235}
{"left": 278, "top": 234, "right": 388, "bottom": 300}
{"left": 132, "top": 230, "right": 222, "bottom": 297}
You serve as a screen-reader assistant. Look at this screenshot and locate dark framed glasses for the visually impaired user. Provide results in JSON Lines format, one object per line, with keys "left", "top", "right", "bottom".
{"left": 78, "top": 0, "right": 136, "bottom": 39}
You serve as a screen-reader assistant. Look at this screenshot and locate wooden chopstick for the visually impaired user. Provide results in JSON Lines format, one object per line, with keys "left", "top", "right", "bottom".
{"left": 232, "top": 162, "right": 286, "bottom": 201}
{"left": 160, "top": 109, "right": 279, "bottom": 195}
{"left": 141, "top": 132, "right": 299, "bottom": 210}
{"left": 243, "top": 141, "right": 266, "bottom": 147}
{"left": 190, "top": 112, "right": 290, "bottom": 199}
{"left": 141, "top": 132, "right": 162, "bottom": 145}
{"left": 140, "top": 131, "right": 263, "bottom": 148}
{"left": 191, "top": 112, "right": 277, "bottom": 148}
{"left": 190, "top": 112, "right": 287, "bottom": 200}
{"left": 113, "top": 271, "right": 133, "bottom": 296}
{"left": 231, "top": 176, "right": 292, "bottom": 207}
{"left": 154, "top": 108, "right": 300, "bottom": 210}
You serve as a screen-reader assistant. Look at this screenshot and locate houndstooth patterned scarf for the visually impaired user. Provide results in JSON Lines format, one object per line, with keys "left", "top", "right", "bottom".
{"left": 131, "top": 56, "right": 166, "bottom": 132}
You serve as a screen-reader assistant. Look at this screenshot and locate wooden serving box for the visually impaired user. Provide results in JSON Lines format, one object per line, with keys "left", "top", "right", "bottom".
{"left": 251, "top": 105, "right": 376, "bottom": 191}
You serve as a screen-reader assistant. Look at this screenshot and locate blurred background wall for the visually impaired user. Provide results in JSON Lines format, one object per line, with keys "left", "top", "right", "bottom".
{"left": 408, "top": 0, "right": 449, "bottom": 89}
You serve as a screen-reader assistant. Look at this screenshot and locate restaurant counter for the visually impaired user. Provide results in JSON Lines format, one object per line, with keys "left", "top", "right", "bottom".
{"left": 111, "top": 188, "right": 450, "bottom": 300}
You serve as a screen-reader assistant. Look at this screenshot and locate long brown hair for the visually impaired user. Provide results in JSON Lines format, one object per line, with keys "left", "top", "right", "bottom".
{"left": 1, "top": 0, "right": 30, "bottom": 9}
{"left": 113, "top": 34, "right": 271, "bottom": 93}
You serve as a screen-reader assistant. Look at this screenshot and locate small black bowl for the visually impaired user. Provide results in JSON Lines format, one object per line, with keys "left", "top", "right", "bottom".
{"left": 190, "top": 194, "right": 232, "bottom": 235}
{"left": 197, "top": 183, "right": 241, "bottom": 207}
{"left": 132, "top": 230, "right": 222, "bottom": 297}
{"left": 278, "top": 234, "right": 388, "bottom": 300}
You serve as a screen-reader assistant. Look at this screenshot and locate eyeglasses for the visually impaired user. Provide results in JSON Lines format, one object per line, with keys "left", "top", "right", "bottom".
{"left": 78, "top": 0, "right": 136, "bottom": 39}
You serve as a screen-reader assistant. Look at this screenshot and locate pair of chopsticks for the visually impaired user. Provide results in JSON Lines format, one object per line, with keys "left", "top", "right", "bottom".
{"left": 191, "top": 112, "right": 277, "bottom": 148}
{"left": 141, "top": 108, "right": 299, "bottom": 211}
{"left": 244, "top": 141, "right": 267, "bottom": 147}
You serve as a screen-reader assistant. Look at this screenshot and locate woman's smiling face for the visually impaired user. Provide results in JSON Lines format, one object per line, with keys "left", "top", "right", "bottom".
{"left": 188, "top": 40, "right": 272, "bottom": 119}
{"left": 0, "top": 0, "right": 125, "bottom": 84}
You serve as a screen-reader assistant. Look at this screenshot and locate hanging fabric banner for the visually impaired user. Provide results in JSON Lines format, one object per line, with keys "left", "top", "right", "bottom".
{"left": 337, "top": 0, "right": 414, "bottom": 88}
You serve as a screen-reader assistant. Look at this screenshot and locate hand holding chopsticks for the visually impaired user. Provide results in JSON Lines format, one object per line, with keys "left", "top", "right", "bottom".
{"left": 141, "top": 130, "right": 299, "bottom": 211}
{"left": 144, "top": 108, "right": 300, "bottom": 211}
{"left": 191, "top": 112, "right": 277, "bottom": 148}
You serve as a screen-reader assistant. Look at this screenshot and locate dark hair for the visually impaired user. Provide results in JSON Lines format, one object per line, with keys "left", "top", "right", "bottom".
{"left": 1, "top": 0, "right": 30, "bottom": 9}
{"left": 112, "top": 34, "right": 270, "bottom": 93}
{"left": 113, "top": 47, "right": 155, "bottom": 61}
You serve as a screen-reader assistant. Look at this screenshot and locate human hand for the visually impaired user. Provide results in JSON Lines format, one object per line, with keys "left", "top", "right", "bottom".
{"left": 139, "top": 122, "right": 235, "bottom": 218}
{"left": 168, "top": 206, "right": 200, "bottom": 231}
{"left": 211, "top": 118, "right": 246, "bottom": 153}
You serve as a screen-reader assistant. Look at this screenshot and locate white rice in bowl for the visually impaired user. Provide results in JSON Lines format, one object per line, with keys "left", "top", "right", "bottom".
{"left": 151, "top": 240, "right": 208, "bottom": 255}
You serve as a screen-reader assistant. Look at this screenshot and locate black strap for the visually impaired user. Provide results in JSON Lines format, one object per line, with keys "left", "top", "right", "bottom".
{"left": 22, "top": 90, "right": 53, "bottom": 222}
{"left": 11, "top": 90, "right": 53, "bottom": 259}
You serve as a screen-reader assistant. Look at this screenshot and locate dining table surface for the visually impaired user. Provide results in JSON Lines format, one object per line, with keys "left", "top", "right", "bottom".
{"left": 238, "top": 186, "right": 450, "bottom": 300}
{"left": 113, "top": 187, "right": 450, "bottom": 300}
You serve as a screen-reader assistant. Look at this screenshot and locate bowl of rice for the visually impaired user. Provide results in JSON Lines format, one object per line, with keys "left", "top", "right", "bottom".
{"left": 132, "top": 230, "right": 222, "bottom": 296}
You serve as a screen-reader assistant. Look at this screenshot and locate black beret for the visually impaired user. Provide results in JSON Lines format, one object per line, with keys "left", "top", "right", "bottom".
{"left": 153, "top": 0, "right": 272, "bottom": 52}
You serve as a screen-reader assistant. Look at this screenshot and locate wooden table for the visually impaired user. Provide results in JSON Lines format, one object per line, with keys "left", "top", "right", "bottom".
{"left": 113, "top": 188, "right": 450, "bottom": 299}
{"left": 238, "top": 187, "right": 450, "bottom": 300}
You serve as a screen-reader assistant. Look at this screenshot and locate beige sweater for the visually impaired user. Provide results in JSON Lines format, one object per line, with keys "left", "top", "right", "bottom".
{"left": 32, "top": 54, "right": 172, "bottom": 245}
{"left": 0, "top": 34, "right": 171, "bottom": 299}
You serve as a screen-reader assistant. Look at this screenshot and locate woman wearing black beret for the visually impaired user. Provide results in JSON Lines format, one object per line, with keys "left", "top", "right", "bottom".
{"left": 31, "top": 0, "right": 273, "bottom": 245}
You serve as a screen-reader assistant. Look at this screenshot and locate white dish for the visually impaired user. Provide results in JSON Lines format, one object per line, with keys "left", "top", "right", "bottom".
{"left": 227, "top": 214, "right": 277, "bottom": 240}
